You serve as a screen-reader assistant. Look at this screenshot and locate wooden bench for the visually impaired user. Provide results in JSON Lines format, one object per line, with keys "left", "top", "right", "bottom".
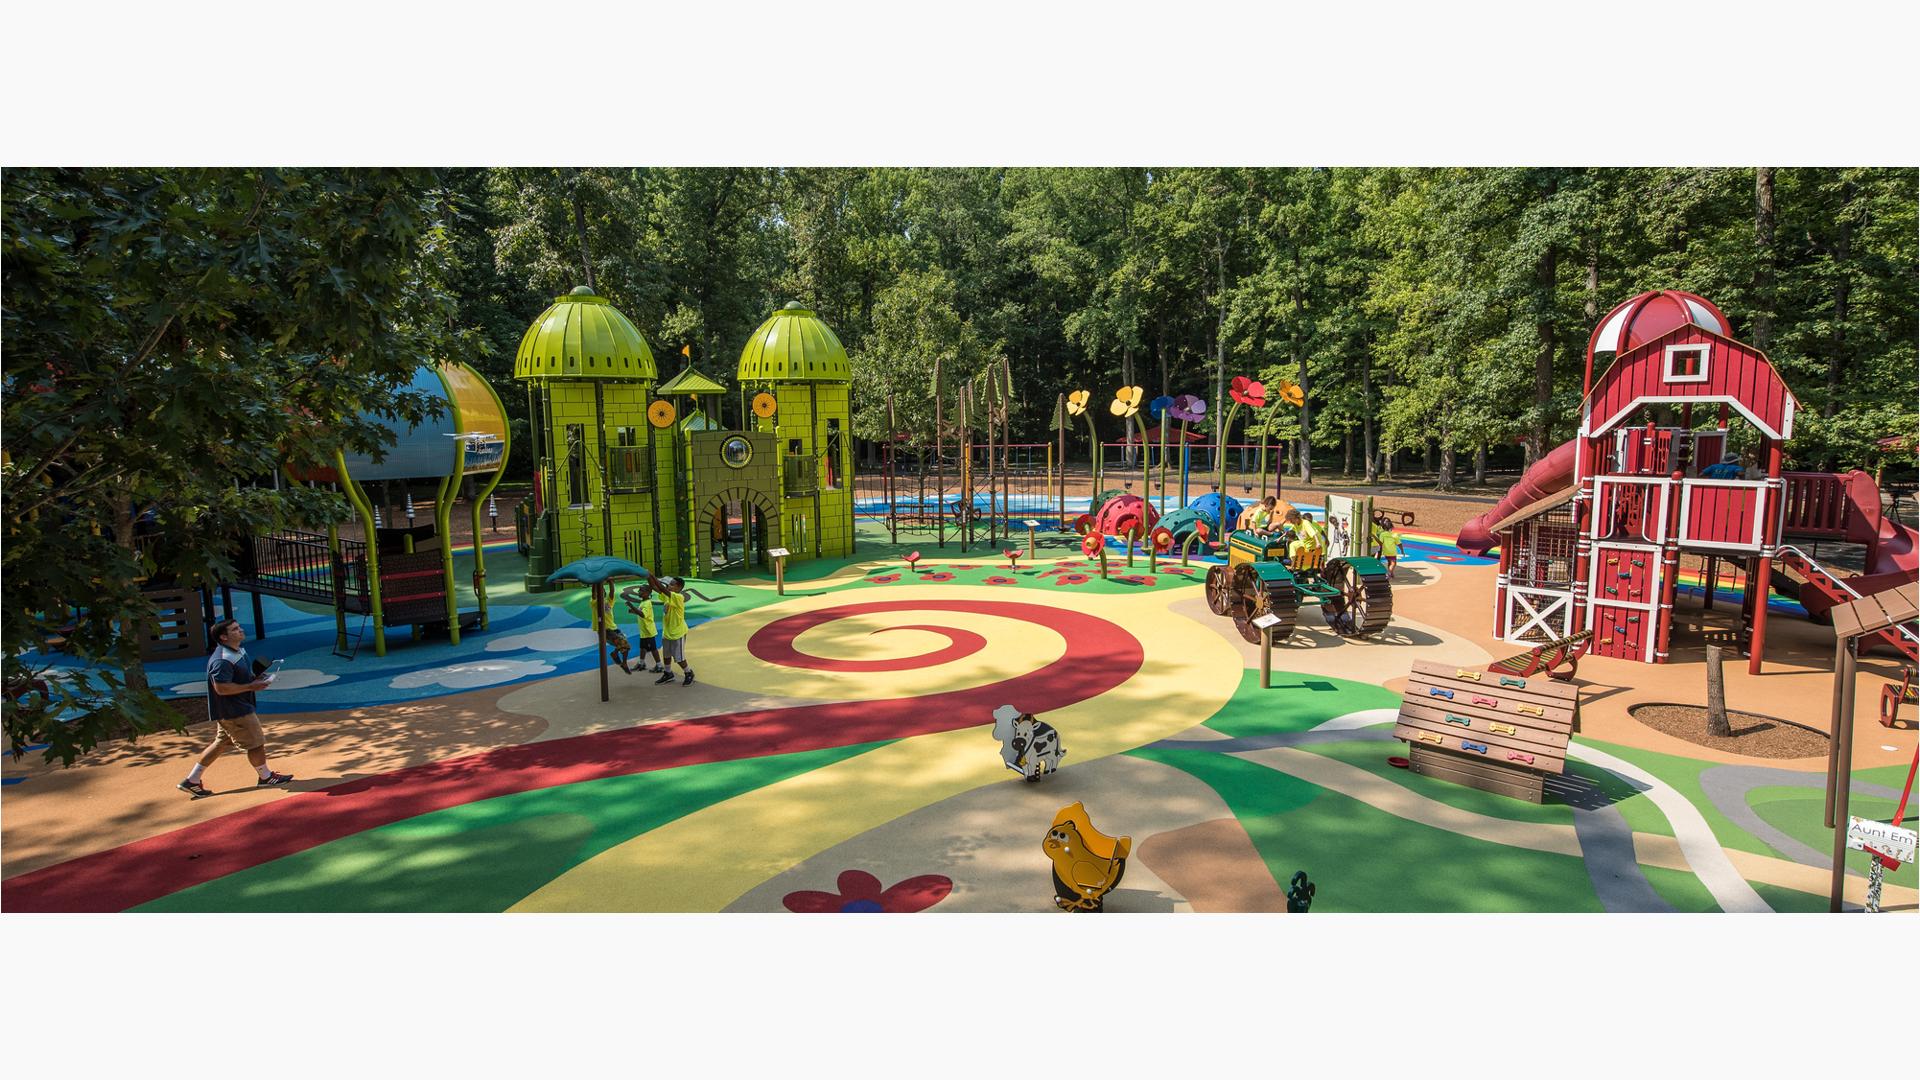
{"left": 1393, "top": 660, "right": 1579, "bottom": 803}
{"left": 1489, "top": 628, "right": 1593, "bottom": 682}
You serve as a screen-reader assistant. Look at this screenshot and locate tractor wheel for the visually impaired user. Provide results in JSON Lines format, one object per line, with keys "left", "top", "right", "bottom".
{"left": 1230, "top": 564, "right": 1299, "bottom": 644}
{"left": 1205, "top": 564, "right": 1234, "bottom": 616}
{"left": 1320, "top": 558, "right": 1393, "bottom": 638}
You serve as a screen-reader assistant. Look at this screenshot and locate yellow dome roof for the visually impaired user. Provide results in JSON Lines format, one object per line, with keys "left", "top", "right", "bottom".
{"left": 514, "top": 287, "right": 656, "bottom": 381}
{"left": 736, "top": 302, "right": 850, "bottom": 383}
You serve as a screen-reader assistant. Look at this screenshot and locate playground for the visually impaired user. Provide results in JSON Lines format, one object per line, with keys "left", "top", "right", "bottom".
{"left": 7, "top": 285, "right": 1916, "bottom": 916}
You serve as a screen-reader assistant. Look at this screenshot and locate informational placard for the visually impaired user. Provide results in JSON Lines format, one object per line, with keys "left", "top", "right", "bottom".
{"left": 1322, "top": 494, "right": 1372, "bottom": 559}
{"left": 1847, "top": 817, "right": 1917, "bottom": 864}
{"left": 1252, "top": 613, "right": 1284, "bottom": 630}
{"left": 1023, "top": 520, "right": 1041, "bottom": 530}
{"left": 767, "top": 548, "right": 791, "bottom": 559}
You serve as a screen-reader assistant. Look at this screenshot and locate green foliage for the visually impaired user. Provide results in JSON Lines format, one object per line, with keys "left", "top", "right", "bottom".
{"left": 3, "top": 168, "right": 465, "bottom": 763}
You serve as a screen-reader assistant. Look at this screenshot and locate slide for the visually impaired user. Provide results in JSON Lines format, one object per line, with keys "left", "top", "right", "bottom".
{"left": 1774, "top": 470, "right": 1917, "bottom": 656}
{"left": 1456, "top": 439, "right": 1577, "bottom": 555}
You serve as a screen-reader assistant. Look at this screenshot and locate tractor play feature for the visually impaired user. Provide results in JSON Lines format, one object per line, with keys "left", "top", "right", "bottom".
{"left": 1203, "top": 530, "right": 1394, "bottom": 643}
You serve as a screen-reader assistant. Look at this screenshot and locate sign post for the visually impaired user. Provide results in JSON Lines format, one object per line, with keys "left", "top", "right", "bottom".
{"left": 1023, "top": 520, "right": 1041, "bottom": 562}
{"left": 1253, "top": 612, "right": 1283, "bottom": 688}
{"left": 768, "top": 547, "right": 791, "bottom": 595}
{"left": 1845, "top": 816, "right": 1915, "bottom": 913}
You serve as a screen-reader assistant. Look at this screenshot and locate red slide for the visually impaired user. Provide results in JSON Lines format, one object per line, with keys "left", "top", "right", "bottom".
{"left": 1457, "top": 439, "right": 1578, "bottom": 555}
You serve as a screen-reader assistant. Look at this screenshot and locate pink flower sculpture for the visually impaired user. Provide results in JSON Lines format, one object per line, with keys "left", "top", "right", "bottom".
{"left": 783, "top": 870, "right": 953, "bottom": 913}
{"left": 1229, "top": 376, "right": 1267, "bottom": 409}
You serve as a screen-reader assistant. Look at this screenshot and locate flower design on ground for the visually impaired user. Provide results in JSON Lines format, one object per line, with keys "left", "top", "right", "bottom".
{"left": 984, "top": 575, "right": 1018, "bottom": 585}
{"left": 1115, "top": 574, "right": 1159, "bottom": 587}
{"left": 1229, "top": 375, "right": 1267, "bottom": 409}
{"left": 783, "top": 870, "right": 952, "bottom": 913}
{"left": 869, "top": 573, "right": 902, "bottom": 584}
{"left": 949, "top": 564, "right": 979, "bottom": 570}
{"left": 1052, "top": 573, "right": 1092, "bottom": 586}
{"left": 919, "top": 571, "right": 955, "bottom": 582}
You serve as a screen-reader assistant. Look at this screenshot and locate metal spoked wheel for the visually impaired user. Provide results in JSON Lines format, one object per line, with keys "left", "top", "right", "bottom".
{"left": 1230, "top": 564, "right": 1299, "bottom": 644}
{"left": 1319, "top": 558, "right": 1393, "bottom": 638}
{"left": 1205, "top": 564, "right": 1233, "bottom": 615}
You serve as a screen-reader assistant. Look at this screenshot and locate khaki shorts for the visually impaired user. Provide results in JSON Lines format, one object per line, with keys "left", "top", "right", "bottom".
{"left": 214, "top": 712, "right": 265, "bottom": 752}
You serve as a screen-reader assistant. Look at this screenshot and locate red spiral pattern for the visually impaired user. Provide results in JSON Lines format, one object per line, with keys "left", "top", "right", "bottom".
{"left": 5, "top": 600, "right": 1143, "bottom": 912}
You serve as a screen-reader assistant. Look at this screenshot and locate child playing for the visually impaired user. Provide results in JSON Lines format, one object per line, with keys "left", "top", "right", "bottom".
{"left": 649, "top": 574, "right": 696, "bottom": 686}
{"left": 599, "top": 589, "right": 633, "bottom": 674}
{"left": 621, "top": 583, "right": 664, "bottom": 673}
{"left": 1372, "top": 517, "right": 1403, "bottom": 577}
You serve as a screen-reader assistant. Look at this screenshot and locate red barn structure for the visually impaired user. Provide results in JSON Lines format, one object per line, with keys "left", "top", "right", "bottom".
{"left": 1459, "top": 290, "right": 1918, "bottom": 674}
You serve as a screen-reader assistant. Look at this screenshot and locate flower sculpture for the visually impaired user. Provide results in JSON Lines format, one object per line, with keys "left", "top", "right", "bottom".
{"left": 1004, "top": 547, "right": 1022, "bottom": 571}
{"left": 1066, "top": 389, "right": 1100, "bottom": 501}
{"left": 783, "top": 869, "right": 953, "bottom": 913}
{"left": 1275, "top": 378, "right": 1305, "bottom": 408}
{"left": 1109, "top": 386, "right": 1149, "bottom": 523}
{"left": 1182, "top": 519, "right": 1211, "bottom": 565}
{"left": 1217, "top": 377, "right": 1271, "bottom": 539}
{"left": 1147, "top": 394, "right": 1176, "bottom": 513}
{"left": 904, "top": 550, "right": 923, "bottom": 574}
{"left": 1166, "top": 394, "right": 1208, "bottom": 506}
{"left": 1081, "top": 530, "right": 1109, "bottom": 578}
{"left": 1108, "top": 385, "right": 1143, "bottom": 419}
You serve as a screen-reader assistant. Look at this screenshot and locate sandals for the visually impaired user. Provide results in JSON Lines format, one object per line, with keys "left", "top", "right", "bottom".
{"left": 177, "top": 779, "right": 213, "bottom": 799}
{"left": 256, "top": 771, "right": 294, "bottom": 787}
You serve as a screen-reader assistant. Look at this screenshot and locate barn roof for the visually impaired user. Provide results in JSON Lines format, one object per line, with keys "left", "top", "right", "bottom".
{"left": 1582, "top": 323, "right": 1799, "bottom": 441}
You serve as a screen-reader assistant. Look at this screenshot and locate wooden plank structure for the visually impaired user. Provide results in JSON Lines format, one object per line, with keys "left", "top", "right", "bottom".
{"left": 1393, "top": 660, "right": 1579, "bottom": 803}
{"left": 1823, "top": 585, "right": 1919, "bottom": 911}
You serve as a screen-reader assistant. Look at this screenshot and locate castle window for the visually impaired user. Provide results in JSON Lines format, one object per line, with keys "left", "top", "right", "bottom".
{"left": 824, "top": 419, "right": 842, "bottom": 490}
{"left": 566, "top": 424, "right": 590, "bottom": 507}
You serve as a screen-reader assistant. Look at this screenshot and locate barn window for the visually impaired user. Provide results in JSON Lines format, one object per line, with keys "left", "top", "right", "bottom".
{"left": 1664, "top": 343, "right": 1711, "bottom": 383}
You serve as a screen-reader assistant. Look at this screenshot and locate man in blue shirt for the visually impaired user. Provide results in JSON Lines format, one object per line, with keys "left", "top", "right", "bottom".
{"left": 177, "top": 618, "right": 293, "bottom": 798}
{"left": 1700, "top": 453, "right": 1745, "bottom": 479}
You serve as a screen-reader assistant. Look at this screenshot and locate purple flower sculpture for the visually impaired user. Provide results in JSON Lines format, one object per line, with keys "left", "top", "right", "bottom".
{"left": 1168, "top": 395, "right": 1207, "bottom": 424}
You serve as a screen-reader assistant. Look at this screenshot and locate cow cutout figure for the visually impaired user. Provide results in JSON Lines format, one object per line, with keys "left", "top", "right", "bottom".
{"left": 992, "top": 704, "right": 1065, "bottom": 782}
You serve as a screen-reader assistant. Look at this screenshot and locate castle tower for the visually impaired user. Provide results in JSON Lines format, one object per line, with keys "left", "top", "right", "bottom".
{"left": 736, "top": 302, "right": 855, "bottom": 561}
{"left": 514, "top": 286, "right": 677, "bottom": 589}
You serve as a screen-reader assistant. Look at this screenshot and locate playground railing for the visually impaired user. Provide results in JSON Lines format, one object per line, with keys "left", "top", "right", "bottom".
{"left": 237, "top": 530, "right": 372, "bottom": 610}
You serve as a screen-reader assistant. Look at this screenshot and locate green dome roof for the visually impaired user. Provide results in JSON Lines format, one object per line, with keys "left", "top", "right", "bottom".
{"left": 737, "top": 302, "right": 850, "bottom": 383}
{"left": 514, "top": 287, "right": 656, "bottom": 381}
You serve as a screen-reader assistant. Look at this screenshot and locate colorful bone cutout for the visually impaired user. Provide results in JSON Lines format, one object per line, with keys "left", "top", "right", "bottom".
{"left": 1428, "top": 688, "right": 1454, "bottom": 700}
{"left": 1516, "top": 704, "right": 1544, "bottom": 717}
{"left": 1461, "top": 741, "right": 1489, "bottom": 754}
{"left": 1507, "top": 751, "right": 1536, "bottom": 765}
{"left": 1498, "top": 676, "right": 1527, "bottom": 689}
{"left": 1471, "top": 695, "right": 1498, "bottom": 707}
{"left": 1489, "top": 721, "right": 1518, "bottom": 736}
{"left": 1416, "top": 732, "right": 1444, "bottom": 744}
{"left": 1444, "top": 713, "right": 1472, "bottom": 726}
{"left": 1454, "top": 669, "right": 1483, "bottom": 682}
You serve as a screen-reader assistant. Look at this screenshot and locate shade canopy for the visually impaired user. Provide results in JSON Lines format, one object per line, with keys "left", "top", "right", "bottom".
{"left": 546, "top": 556, "right": 652, "bottom": 587}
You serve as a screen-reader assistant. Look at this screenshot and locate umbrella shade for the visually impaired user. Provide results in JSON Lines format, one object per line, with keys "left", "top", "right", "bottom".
{"left": 547, "top": 556, "right": 652, "bottom": 587}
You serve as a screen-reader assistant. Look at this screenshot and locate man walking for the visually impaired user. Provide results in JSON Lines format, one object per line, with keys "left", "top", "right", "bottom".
{"left": 178, "top": 618, "right": 293, "bottom": 798}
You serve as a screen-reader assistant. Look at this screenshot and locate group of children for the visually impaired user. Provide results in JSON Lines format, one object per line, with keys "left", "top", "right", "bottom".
{"left": 1232, "top": 494, "right": 1403, "bottom": 575}
{"left": 598, "top": 573, "right": 696, "bottom": 685}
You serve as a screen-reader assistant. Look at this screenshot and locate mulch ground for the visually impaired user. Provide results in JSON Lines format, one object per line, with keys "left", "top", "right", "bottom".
{"left": 1628, "top": 703, "right": 1831, "bottom": 759}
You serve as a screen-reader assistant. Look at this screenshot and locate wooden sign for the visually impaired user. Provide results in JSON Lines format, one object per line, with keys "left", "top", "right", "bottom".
{"left": 768, "top": 548, "right": 790, "bottom": 559}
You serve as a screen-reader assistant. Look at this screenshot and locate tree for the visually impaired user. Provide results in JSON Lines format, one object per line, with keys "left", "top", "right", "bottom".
{"left": 3, "top": 168, "right": 466, "bottom": 764}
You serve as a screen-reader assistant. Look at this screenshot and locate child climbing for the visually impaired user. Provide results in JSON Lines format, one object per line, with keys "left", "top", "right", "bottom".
{"left": 649, "top": 574, "right": 696, "bottom": 686}
{"left": 621, "top": 583, "right": 664, "bottom": 674}
{"left": 1373, "top": 519, "right": 1403, "bottom": 577}
{"left": 599, "top": 589, "right": 633, "bottom": 675}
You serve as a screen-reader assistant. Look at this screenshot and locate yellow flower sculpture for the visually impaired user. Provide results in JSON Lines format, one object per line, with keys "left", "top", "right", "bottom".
{"left": 1066, "top": 389, "right": 1090, "bottom": 416}
{"left": 1275, "top": 379, "right": 1305, "bottom": 408}
{"left": 1108, "top": 385, "right": 1144, "bottom": 418}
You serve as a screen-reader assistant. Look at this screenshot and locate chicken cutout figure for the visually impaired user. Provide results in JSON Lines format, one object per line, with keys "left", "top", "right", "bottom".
{"left": 993, "top": 704, "right": 1065, "bottom": 782}
{"left": 1042, "top": 802, "right": 1131, "bottom": 913}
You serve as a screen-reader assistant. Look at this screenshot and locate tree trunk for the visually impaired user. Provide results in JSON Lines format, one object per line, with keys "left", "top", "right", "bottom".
{"left": 1361, "top": 347, "right": 1377, "bottom": 483}
{"left": 570, "top": 172, "right": 596, "bottom": 293}
{"left": 1437, "top": 440, "right": 1455, "bottom": 492}
{"left": 1532, "top": 244, "right": 1556, "bottom": 465}
{"left": 113, "top": 505, "right": 151, "bottom": 695}
{"left": 1752, "top": 168, "right": 1776, "bottom": 351}
{"left": 1343, "top": 430, "right": 1353, "bottom": 477}
{"left": 1422, "top": 440, "right": 1433, "bottom": 474}
{"left": 1474, "top": 443, "right": 1488, "bottom": 485}
{"left": 1705, "top": 644, "right": 1731, "bottom": 737}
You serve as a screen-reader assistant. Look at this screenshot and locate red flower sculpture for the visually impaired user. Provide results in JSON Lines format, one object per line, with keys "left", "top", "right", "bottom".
{"left": 904, "top": 550, "right": 923, "bottom": 573}
{"left": 1229, "top": 376, "right": 1267, "bottom": 409}
{"left": 1150, "top": 526, "right": 1175, "bottom": 553}
{"left": 783, "top": 870, "right": 952, "bottom": 913}
{"left": 1081, "top": 532, "right": 1105, "bottom": 557}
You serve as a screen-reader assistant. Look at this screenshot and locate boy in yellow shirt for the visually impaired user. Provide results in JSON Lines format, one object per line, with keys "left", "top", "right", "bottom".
{"left": 649, "top": 574, "right": 696, "bottom": 686}
{"left": 620, "top": 583, "right": 664, "bottom": 673}
{"left": 598, "top": 590, "right": 633, "bottom": 674}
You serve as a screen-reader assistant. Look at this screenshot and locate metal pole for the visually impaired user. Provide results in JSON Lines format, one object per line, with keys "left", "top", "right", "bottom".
{"left": 595, "top": 581, "right": 609, "bottom": 703}
{"left": 1825, "top": 633, "right": 1847, "bottom": 826}
{"left": 1261, "top": 625, "right": 1273, "bottom": 688}
{"left": 1056, "top": 392, "right": 1067, "bottom": 530}
{"left": 934, "top": 358, "right": 945, "bottom": 549}
{"left": 887, "top": 394, "right": 898, "bottom": 546}
{"left": 1748, "top": 438, "right": 1785, "bottom": 674}
{"left": 1829, "top": 637, "right": 1858, "bottom": 912}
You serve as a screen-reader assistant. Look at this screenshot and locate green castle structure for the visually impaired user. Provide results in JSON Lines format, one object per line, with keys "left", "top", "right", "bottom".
{"left": 517, "top": 290, "right": 853, "bottom": 588}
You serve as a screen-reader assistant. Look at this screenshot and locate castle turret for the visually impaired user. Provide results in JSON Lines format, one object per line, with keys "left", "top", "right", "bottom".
{"left": 737, "top": 302, "right": 855, "bottom": 560}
